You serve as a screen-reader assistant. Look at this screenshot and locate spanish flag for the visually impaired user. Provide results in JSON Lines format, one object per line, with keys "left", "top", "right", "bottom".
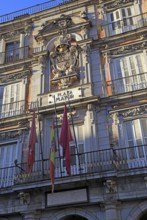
{"left": 49, "top": 121, "right": 56, "bottom": 193}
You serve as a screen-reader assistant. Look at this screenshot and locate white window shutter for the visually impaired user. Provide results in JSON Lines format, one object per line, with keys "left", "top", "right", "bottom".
{"left": 0, "top": 39, "right": 5, "bottom": 64}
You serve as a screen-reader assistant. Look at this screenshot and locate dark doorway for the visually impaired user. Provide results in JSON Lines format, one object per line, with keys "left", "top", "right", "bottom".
{"left": 140, "top": 212, "right": 147, "bottom": 220}
{"left": 60, "top": 215, "right": 88, "bottom": 220}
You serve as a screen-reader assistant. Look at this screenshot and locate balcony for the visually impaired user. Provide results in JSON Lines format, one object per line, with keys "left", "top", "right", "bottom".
{"left": 1, "top": 145, "right": 147, "bottom": 188}
{"left": 99, "top": 12, "right": 147, "bottom": 38}
{"left": 0, "top": 46, "right": 31, "bottom": 65}
{"left": 0, "top": 100, "right": 26, "bottom": 119}
{"left": 106, "top": 72, "right": 147, "bottom": 95}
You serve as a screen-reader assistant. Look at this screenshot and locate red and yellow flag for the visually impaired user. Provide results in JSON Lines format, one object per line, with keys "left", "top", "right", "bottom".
{"left": 49, "top": 121, "right": 56, "bottom": 193}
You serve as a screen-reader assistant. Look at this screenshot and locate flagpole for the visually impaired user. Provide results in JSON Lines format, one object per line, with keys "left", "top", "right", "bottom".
{"left": 52, "top": 95, "right": 63, "bottom": 177}
{"left": 37, "top": 99, "right": 44, "bottom": 176}
{"left": 67, "top": 96, "right": 82, "bottom": 173}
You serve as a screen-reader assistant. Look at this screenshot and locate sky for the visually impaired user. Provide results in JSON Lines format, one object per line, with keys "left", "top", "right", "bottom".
{"left": 0, "top": 0, "right": 50, "bottom": 16}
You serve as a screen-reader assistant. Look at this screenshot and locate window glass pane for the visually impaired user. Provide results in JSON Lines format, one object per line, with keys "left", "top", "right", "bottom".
{"left": 110, "top": 13, "right": 114, "bottom": 21}
{"left": 129, "top": 57, "right": 136, "bottom": 75}
{"left": 79, "top": 144, "right": 85, "bottom": 163}
{"left": 77, "top": 125, "right": 83, "bottom": 141}
{"left": 122, "top": 59, "right": 129, "bottom": 77}
{"left": 0, "top": 143, "right": 17, "bottom": 168}
{"left": 70, "top": 145, "right": 76, "bottom": 165}
{"left": 127, "top": 8, "right": 132, "bottom": 16}
{"left": 136, "top": 55, "right": 143, "bottom": 73}
{"left": 116, "top": 11, "right": 119, "bottom": 19}
{"left": 126, "top": 122, "right": 133, "bottom": 141}
{"left": 115, "top": 60, "right": 122, "bottom": 78}
{"left": 122, "top": 9, "right": 126, "bottom": 17}
{"left": 141, "top": 119, "right": 147, "bottom": 142}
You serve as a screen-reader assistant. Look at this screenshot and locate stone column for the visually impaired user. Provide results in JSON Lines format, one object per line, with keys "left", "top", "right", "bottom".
{"left": 105, "top": 202, "right": 120, "bottom": 220}
{"left": 22, "top": 212, "right": 35, "bottom": 220}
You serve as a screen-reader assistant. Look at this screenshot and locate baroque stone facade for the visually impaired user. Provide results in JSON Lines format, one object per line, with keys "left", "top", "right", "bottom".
{"left": 0, "top": 0, "right": 147, "bottom": 220}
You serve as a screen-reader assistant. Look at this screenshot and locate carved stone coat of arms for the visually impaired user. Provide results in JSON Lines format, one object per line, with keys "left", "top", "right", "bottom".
{"left": 50, "top": 34, "right": 79, "bottom": 80}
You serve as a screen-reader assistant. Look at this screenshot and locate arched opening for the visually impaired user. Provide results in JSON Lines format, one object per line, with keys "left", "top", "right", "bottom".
{"left": 60, "top": 215, "right": 88, "bottom": 220}
{"left": 140, "top": 212, "right": 147, "bottom": 220}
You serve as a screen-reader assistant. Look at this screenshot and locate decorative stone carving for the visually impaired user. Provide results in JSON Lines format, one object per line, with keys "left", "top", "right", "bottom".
{"left": 35, "top": 14, "right": 72, "bottom": 42}
{"left": 103, "top": 0, "right": 134, "bottom": 11}
{"left": 50, "top": 33, "right": 80, "bottom": 89}
{"left": 17, "top": 192, "right": 30, "bottom": 205}
{"left": 81, "top": 45, "right": 90, "bottom": 63}
{"left": 105, "top": 42, "right": 147, "bottom": 57}
{"left": 54, "top": 14, "right": 72, "bottom": 29}
{"left": 104, "top": 179, "right": 117, "bottom": 193}
{"left": 38, "top": 55, "right": 47, "bottom": 74}
{"left": 0, "top": 30, "right": 23, "bottom": 40}
{"left": 0, "top": 70, "right": 30, "bottom": 84}
{"left": 80, "top": 26, "right": 88, "bottom": 39}
{"left": 24, "top": 21, "right": 33, "bottom": 35}
{"left": 111, "top": 104, "right": 147, "bottom": 118}
{"left": 80, "top": 11, "right": 87, "bottom": 19}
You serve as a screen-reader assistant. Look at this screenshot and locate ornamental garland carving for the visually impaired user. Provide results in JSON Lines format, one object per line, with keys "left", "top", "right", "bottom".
{"left": 109, "top": 104, "right": 147, "bottom": 120}
{"left": 102, "top": 0, "right": 134, "bottom": 11}
{"left": 0, "top": 30, "right": 23, "bottom": 40}
{"left": 50, "top": 33, "right": 80, "bottom": 89}
{"left": 0, "top": 70, "right": 30, "bottom": 84}
{"left": 103, "top": 41, "right": 147, "bottom": 57}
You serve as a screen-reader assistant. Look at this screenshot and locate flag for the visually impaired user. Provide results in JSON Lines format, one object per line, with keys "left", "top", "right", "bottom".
{"left": 27, "top": 111, "right": 37, "bottom": 173}
{"left": 49, "top": 121, "right": 56, "bottom": 193}
{"left": 59, "top": 104, "right": 72, "bottom": 175}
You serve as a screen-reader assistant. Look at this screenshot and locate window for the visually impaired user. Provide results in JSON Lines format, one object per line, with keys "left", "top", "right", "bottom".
{"left": 0, "top": 142, "right": 21, "bottom": 187}
{"left": 0, "top": 82, "right": 24, "bottom": 118}
{"left": 110, "top": 53, "right": 147, "bottom": 94}
{"left": 123, "top": 119, "right": 147, "bottom": 160}
{"left": 108, "top": 6, "right": 137, "bottom": 35}
{"left": 5, "top": 41, "right": 20, "bottom": 62}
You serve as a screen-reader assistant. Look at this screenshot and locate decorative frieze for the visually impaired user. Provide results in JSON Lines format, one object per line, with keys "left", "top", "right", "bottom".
{"left": 103, "top": 41, "right": 147, "bottom": 57}
{"left": 0, "top": 70, "right": 31, "bottom": 84}
{"left": 109, "top": 104, "right": 147, "bottom": 119}
{"left": 101, "top": 0, "right": 134, "bottom": 11}
{"left": 0, "top": 29, "right": 23, "bottom": 40}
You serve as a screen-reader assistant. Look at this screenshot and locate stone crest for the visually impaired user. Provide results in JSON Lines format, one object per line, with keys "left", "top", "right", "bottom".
{"left": 50, "top": 33, "right": 79, "bottom": 85}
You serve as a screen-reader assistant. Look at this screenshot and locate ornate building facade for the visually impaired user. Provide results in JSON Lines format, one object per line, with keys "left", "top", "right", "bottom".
{"left": 0, "top": 0, "right": 147, "bottom": 219}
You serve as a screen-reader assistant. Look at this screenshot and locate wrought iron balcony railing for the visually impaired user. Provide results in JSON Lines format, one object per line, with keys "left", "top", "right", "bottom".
{"left": 0, "top": 46, "right": 31, "bottom": 65}
{"left": 0, "top": 0, "right": 75, "bottom": 24}
{"left": 0, "top": 100, "right": 26, "bottom": 119}
{"left": 99, "top": 12, "right": 147, "bottom": 38}
{"left": 106, "top": 72, "right": 147, "bottom": 95}
{"left": 1, "top": 145, "right": 147, "bottom": 188}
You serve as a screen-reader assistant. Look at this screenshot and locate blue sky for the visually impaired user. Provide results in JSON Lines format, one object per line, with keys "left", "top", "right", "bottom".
{"left": 0, "top": 0, "right": 49, "bottom": 15}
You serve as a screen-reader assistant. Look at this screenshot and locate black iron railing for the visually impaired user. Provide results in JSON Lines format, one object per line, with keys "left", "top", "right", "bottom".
{"left": 106, "top": 72, "right": 147, "bottom": 95}
{"left": 0, "top": 145, "right": 147, "bottom": 188}
{"left": 0, "top": 100, "right": 26, "bottom": 118}
{"left": 100, "top": 12, "right": 147, "bottom": 37}
{"left": 0, "top": 46, "right": 31, "bottom": 65}
{"left": 0, "top": 0, "right": 75, "bottom": 24}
